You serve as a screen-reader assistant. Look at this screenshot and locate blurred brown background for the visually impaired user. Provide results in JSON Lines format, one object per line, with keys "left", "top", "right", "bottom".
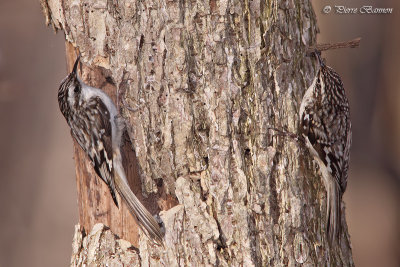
{"left": 0, "top": 0, "right": 398, "bottom": 266}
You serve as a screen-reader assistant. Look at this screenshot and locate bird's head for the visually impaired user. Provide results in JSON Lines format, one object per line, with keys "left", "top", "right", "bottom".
{"left": 58, "top": 55, "right": 83, "bottom": 114}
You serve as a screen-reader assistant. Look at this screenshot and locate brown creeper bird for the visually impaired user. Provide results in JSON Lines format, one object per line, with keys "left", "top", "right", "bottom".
{"left": 299, "top": 51, "right": 352, "bottom": 244}
{"left": 58, "top": 56, "right": 163, "bottom": 244}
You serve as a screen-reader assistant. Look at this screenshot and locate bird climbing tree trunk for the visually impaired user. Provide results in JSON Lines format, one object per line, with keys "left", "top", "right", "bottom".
{"left": 41, "top": 0, "right": 354, "bottom": 266}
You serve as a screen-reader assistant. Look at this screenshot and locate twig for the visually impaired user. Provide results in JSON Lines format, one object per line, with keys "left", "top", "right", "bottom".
{"left": 307, "top": 37, "right": 361, "bottom": 53}
{"left": 267, "top": 127, "right": 305, "bottom": 144}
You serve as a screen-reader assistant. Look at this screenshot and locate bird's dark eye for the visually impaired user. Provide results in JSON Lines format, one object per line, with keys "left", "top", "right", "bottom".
{"left": 74, "top": 86, "right": 80, "bottom": 93}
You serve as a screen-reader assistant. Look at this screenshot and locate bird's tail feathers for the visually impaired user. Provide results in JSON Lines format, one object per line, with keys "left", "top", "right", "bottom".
{"left": 113, "top": 159, "right": 164, "bottom": 245}
{"left": 326, "top": 179, "right": 341, "bottom": 245}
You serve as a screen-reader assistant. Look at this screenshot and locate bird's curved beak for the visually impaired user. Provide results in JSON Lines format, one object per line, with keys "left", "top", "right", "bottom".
{"left": 71, "top": 55, "right": 80, "bottom": 76}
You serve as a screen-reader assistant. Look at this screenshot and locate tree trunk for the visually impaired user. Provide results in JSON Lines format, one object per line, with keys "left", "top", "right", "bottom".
{"left": 41, "top": 0, "right": 354, "bottom": 266}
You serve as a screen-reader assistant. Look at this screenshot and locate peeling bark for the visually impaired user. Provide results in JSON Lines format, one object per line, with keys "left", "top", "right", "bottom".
{"left": 42, "top": 0, "right": 354, "bottom": 266}
{"left": 71, "top": 223, "right": 140, "bottom": 266}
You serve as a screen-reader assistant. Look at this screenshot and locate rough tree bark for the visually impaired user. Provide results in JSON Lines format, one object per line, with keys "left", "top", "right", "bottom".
{"left": 41, "top": 0, "right": 354, "bottom": 266}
